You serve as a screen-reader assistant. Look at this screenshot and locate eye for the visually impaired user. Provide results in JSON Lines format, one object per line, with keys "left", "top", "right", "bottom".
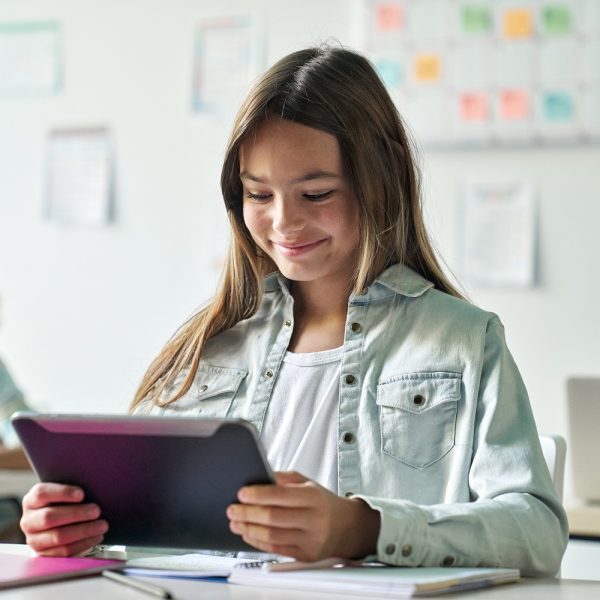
{"left": 303, "top": 190, "right": 334, "bottom": 202}
{"left": 245, "top": 191, "right": 272, "bottom": 202}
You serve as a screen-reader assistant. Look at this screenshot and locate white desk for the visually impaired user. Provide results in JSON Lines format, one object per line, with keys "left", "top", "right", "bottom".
{"left": 0, "top": 571, "right": 599, "bottom": 600}
{"left": 1, "top": 545, "right": 600, "bottom": 600}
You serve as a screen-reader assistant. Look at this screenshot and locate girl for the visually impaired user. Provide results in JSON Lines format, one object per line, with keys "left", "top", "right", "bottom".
{"left": 20, "top": 46, "right": 568, "bottom": 575}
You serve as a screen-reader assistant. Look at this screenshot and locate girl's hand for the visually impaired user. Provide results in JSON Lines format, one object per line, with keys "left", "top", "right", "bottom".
{"left": 20, "top": 483, "right": 109, "bottom": 557}
{"left": 227, "top": 471, "right": 380, "bottom": 561}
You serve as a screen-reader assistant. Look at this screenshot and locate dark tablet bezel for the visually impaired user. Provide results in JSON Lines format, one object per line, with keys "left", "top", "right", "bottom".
{"left": 12, "top": 412, "right": 275, "bottom": 551}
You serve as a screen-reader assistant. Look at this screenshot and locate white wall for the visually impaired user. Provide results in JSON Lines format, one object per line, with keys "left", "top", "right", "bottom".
{"left": 0, "top": 0, "right": 599, "bottom": 497}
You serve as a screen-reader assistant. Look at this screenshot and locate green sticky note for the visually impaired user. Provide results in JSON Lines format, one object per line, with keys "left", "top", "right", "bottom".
{"left": 542, "top": 6, "right": 571, "bottom": 34}
{"left": 461, "top": 5, "right": 491, "bottom": 34}
{"left": 375, "top": 59, "right": 403, "bottom": 88}
{"left": 544, "top": 92, "right": 574, "bottom": 121}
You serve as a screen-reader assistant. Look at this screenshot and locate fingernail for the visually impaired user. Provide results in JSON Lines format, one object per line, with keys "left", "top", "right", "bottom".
{"left": 72, "top": 488, "right": 84, "bottom": 500}
{"left": 97, "top": 520, "right": 109, "bottom": 533}
{"left": 227, "top": 506, "right": 237, "bottom": 518}
{"left": 238, "top": 489, "right": 248, "bottom": 502}
{"left": 87, "top": 505, "right": 100, "bottom": 518}
{"left": 230, "top": 522, "right": 241, "bottom": 533}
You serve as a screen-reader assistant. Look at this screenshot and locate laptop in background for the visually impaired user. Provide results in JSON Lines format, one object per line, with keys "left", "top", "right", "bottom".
{"left": 567, "top": 377, "right": 600, "bottom": 504}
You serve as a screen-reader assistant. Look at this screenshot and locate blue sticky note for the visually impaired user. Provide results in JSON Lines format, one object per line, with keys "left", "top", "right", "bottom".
{"left": 543, "top": 92, "right": 574, "bottom": 121}
{"left": 375, "top": 59, "right": 403, "bottom": 88}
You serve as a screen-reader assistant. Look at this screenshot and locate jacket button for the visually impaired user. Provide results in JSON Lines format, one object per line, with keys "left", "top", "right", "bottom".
{"left": 345, "top": 374, "right": 356, "bottom": 385}
{"left": 284, "top": 319, "right": 292, "bottom": 327}
{"left": 198, "top": 385, "right": 208, "bottom": 393}
{"left": 385, "top": 543, "right": 396, "bottom": 555}
{"left": 264, "top": 369, "right": 274, "bottom": 379}
{"left": 401, "top": 544, "right": 413, "bottom": 557}
{"left": 350, "top": 322, "right": 362, "bottom": 333}
{"left": 413, "top": 394, "right": 425, "bottom": 406}
{"left": 343, "top": 432, "right": 355, "bottom": 443}
{"left": 442, "top": 555, "right": 455, "bottom": 566}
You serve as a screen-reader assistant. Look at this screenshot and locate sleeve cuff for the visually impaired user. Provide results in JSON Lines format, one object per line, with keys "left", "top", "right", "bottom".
{"left": 352, "top": 494, "right": 430, "bottom": 566}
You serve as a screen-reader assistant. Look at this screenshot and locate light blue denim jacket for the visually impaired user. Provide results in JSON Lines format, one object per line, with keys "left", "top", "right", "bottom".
{"left": 142, "top": 263, "right": 568, "bottom": 576}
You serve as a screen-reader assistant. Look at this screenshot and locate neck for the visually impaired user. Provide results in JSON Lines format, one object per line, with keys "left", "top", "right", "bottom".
{"left": 291, "top": 277, "right": 351, "bottom": 321}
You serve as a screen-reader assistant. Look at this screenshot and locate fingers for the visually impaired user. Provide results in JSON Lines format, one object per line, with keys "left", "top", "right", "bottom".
{"left": 22, "top": 483, "right": 84, "bottom": 510}
{"left": 230, "top": 520, "right": 303, "bottom": 547}
{"left": 274, "top": 471, "right": 309, "bottom": 485}
{"left": 238, "top": 481, "right": 317, "bottom": 507}
{"left": 25, "top": 519, "right": 109, "bottom": 554}
{"left": 35, "top": 535, "right": 105, "bottom": 558}
{"left": 22, "top": 502, "right": 101, "bottom": 533}
{"left": 227, "top": 503, "right": 309, "bottom": 529}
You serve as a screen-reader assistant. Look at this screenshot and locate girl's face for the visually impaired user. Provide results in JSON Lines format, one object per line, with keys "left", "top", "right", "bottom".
{"left": 240, "top": 119, "right": 359, "bottom": 287}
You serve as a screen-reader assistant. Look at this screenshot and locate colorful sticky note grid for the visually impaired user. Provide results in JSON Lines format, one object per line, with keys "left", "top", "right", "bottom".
{"left": 503, "top": 9, "right": 533, "bottom": 38}
{"left": 499, "top": 90, "right": 530, "bottom": 120}
{"left": 414, "top": 54, "right": 442, "bottom": 83}
{"left": 542, "top": 6, "right": 571, "bottom": 35}
{"left": 543, "top": 91, "right": 574, "bottom": 121}
{"left": 460, "top": 92, "right": 489, "bottom": 121}
{"left": 461, "top": 5, "right": 492, "bottom": 34}
{"left": 376, "top": 3, "right": 405, "bottom": 32}
{"left": 375, "top": 58, "right": 404, "bottom": 88}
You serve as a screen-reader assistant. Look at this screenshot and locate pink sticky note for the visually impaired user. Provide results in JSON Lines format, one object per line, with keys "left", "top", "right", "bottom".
{"left": 376, "top": 3, "right": 404, "bottom": 32}
{"left": 499, "top": 90, "right": 529, "bottom": 120}
{"left": 460, "top": 92, "right": 489, "bottom": 121}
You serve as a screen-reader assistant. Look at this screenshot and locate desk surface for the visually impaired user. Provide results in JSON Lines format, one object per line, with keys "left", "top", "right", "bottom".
{"left": 1, "top": 545, "right": 600, "bottom": 600}
{"left": 1, "top": 573, "right": 599, "bottom": 600}
{"left": 566, "top": 505, "right": 600, "bottom": 538}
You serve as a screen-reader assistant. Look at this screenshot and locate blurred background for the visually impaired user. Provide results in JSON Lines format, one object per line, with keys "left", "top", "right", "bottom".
{"left": 0, "top": 0, "right": 598, "bottom": 509}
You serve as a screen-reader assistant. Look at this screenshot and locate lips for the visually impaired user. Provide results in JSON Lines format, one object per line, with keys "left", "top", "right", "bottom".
{"left": 273, "top": 238, "right": 328, "bottom": 257}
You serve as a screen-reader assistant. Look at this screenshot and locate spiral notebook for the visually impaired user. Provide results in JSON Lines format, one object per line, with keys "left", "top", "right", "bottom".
{"left": 228, "top": 560, "right": 521, "bottom": 598}
{"left": 0, "top": 552, "right": 124, "bottom": 590}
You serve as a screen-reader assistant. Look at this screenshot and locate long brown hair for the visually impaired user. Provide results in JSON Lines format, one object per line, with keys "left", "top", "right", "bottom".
{"left": 131, "top": 45, "right": 464, "bottom": 411}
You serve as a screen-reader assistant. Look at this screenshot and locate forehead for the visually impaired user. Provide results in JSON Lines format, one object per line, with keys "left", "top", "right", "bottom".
{"left": 239, "top": 119, "right": 343, "bottom": 175}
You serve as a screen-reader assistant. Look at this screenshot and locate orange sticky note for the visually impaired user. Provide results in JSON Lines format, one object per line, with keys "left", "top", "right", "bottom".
{"left": 503, "top": 9, "right": 533, "bottom": 38}
{"left": 460, "top": 93, "right": 488, "bottom": 122}
{"left": 414, "top": 54, "right": 441, "bottom": 83}
{"left": 376, "top": 3, "right": 404, "bottom": 32}
{"left": 499, "top": 90, "right": 529, "bottom": 120}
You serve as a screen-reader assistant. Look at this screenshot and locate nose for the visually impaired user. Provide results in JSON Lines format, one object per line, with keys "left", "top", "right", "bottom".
{"left": 272, "top": 196, "right": 305, "bottom": 236}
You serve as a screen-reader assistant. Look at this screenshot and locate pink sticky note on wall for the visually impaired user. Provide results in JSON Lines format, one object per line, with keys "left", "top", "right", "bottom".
{"left": 460, "top": 93, "right": 489, "bottom": 121}
{"left": 499, "top": 90, "right": 529, "bottom": 120}
{"left": 376, "top": 3, "right": 404, "bottom": 32}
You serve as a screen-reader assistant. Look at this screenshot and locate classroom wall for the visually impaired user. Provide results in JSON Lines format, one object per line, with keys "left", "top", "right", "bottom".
{"left": 0, "top": 0, "right": 598, "bottom": 497}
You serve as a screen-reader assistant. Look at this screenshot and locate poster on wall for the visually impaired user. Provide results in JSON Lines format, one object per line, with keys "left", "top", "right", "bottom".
{"left": 461, "top": 180, "right": 537, "bottom": 288}
{"left": 45, "top": 128, "right": 114, "bottom": 225}
{"left": 360, "top": 0, "right": 600, "bottom": 147}
{"left": 192, "top": 15, "right": 264, "bottom": 113}
{"left": 0, "top": 21, "right": 62, "bottom": 96}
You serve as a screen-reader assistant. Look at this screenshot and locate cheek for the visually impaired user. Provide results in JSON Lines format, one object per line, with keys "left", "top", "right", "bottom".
{"left": 243, "top": 205, "right": 272, "bottom": 250}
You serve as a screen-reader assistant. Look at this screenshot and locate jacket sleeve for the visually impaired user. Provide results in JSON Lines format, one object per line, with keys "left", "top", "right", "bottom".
{"left": 354, "top": 318, "right": 569, "bottom": 577}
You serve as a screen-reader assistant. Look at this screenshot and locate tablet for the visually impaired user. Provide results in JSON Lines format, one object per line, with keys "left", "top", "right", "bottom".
{"left": 11, "top": 413, "right": 275, "bottom": 551}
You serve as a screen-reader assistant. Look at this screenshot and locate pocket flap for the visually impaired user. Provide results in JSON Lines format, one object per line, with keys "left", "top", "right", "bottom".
{"left": 193, "top": 365, "right": 248, "bottom": 400}
{"left": 376, "top": 372, "right": 461, "bottom": 414}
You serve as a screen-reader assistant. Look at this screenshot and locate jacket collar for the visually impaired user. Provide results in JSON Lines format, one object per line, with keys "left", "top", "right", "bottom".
{"left": 264, "top": 263, "right": 433, "bottom": 299}
{"left": 371, "top": 263, "right": 434, "bottom": 298}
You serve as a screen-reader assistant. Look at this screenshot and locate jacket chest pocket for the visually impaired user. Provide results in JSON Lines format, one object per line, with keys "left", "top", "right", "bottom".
{"left": 165, "top": 365, "right": 247, "bottom": 417}
{"left": 376, "top": 372, "right": 461, "bottom": 469}
{"left": 193, "top": 365, "right": 247, "bottom": 417}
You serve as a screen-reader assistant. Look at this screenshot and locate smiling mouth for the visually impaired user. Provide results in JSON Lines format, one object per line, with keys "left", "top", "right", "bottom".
{"left": 274, "top": 239, "right": 328, "bottom": 257}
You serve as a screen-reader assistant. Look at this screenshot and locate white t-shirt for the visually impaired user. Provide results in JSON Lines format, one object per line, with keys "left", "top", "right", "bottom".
{"left": 260, "top": 346, "right": 342, "bottom": 494}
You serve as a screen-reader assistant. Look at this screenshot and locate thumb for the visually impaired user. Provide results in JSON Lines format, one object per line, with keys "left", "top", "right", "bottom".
{"left": 274, "top": 471, "right": 309, "bottom": 485}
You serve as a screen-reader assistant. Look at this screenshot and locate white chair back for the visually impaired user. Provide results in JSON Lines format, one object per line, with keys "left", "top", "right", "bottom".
{"left": 539, "top": 434, "right": 567, "bottom": 501}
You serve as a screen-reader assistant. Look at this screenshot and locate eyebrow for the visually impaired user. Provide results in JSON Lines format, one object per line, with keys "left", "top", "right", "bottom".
{"left": 239, "top": 170, "right": 341, "bottom": 185}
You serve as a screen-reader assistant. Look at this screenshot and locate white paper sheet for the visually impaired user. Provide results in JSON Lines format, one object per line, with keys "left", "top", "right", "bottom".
{"left": 45, "top": 128, "right": 113, "bottom": 225}
{"left": 0, "top": 22, "right": 61, "bottom": 95}
{"left": 462, "top": 180, "right": 536, "bottom": 287}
